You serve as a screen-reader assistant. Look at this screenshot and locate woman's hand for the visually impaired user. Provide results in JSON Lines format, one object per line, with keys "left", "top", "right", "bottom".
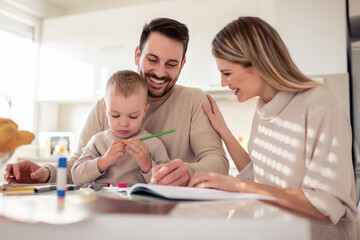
{"left": 188, "top": 172, "right": 243, "bottom": 192}
{"left": 203, "top": 94, "right": 251, "bottom": 172}
{"left": 202, "top": 94, "right": 229, "bottom": 136}
{"left": 189, "top": 172, "right": 330, "bottom": 223}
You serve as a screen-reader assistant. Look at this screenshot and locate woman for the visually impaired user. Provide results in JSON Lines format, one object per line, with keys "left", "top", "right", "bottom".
{"left": 188, "top": 16, "right": 358, "bottom": 239}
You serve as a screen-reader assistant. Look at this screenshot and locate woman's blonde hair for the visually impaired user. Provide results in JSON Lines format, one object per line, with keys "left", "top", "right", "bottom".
{"left": 212, "top": 16, "right": 324, "bottom": 92}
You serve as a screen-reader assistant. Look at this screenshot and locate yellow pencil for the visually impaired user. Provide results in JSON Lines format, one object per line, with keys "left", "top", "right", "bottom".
{"left": 3, "top": 186, "right": 36, "bottom": 192}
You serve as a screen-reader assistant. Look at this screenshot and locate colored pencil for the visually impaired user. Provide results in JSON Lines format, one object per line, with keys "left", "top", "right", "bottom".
{"left": 122, "top": 129, "right": 175, "bottom": 146}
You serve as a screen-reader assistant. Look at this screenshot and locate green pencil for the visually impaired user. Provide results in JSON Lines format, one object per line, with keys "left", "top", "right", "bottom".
{"left": 123, "top": 129, "right": 175, "bottom": 146}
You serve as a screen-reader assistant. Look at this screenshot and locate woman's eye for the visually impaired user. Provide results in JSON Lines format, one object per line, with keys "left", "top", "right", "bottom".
{"left": 223, "top": 72, "right": 230, "bottom": 76}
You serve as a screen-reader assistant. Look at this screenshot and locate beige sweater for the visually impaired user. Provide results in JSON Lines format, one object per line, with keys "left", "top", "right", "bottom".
{"left": 46, "top": 85, "right": 229, "bottom": 183}
{"left": 71, "top": 129, "right": 170, "bottom": 185}
{"left": 238, "top": 87, "right": 358, "bottom": 240}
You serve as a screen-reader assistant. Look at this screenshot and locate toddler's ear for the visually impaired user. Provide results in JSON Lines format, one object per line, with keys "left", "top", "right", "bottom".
{"left": 144, "top": 104, "right": 149, "bottom": 115}
{"left": 103, "top": 100, "right": 107, "bottom": 110}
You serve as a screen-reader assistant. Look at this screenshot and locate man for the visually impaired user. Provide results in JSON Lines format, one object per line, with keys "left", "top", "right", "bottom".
{"left": 4, "top": 18, "right": 229, "bottom": 186}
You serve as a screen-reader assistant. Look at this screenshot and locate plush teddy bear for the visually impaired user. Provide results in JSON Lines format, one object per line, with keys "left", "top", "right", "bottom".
{"left": 0, "top": 118, "right": 34, "bottom": 153}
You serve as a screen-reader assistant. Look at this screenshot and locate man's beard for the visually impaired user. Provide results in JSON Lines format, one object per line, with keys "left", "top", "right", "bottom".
{"left": 144, "top": 72, "right": 177, "bottom": 99}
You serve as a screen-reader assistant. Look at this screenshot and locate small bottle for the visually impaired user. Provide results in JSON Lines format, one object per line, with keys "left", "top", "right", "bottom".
{"left": 57, "top": 157, "right": 67, "bottom": 198}
{"left": 44, "top": 140, "right": 51, "bottom": 157}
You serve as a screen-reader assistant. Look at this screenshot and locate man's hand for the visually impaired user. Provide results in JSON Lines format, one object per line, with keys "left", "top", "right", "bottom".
{"left": 4, "top": 160, "right": 50, "bottom": 184}
{"left": 125, "top": 138, "right": 152, "bottom": 173}
{"left": 151, "top": 159, "right": 190, "bottom": 186}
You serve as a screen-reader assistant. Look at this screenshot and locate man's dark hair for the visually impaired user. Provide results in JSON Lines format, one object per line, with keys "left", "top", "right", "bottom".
{"left": 139, "top": 18, "right": 189, "bottom": 61}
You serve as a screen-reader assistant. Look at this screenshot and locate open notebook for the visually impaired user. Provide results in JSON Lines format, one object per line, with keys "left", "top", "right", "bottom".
{"left": 104, "top": 183, "right": 276, "bottom": 201}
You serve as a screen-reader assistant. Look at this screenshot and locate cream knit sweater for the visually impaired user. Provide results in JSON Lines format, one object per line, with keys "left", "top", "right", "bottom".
{"left": 71, "top": 129, "right": 170, "bottom": 185}
{"left": 238, "top": 87, "right": 358, "bottom": 240}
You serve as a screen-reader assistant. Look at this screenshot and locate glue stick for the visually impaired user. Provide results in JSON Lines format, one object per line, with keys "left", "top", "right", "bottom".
{"left": 57, "top": 157, "right": 67, "bottom": 198}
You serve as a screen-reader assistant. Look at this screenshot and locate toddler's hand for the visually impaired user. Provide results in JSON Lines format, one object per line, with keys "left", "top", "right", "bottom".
{"left": 125, "top": 138, "right": 151, "bottom": 173}
{"left": 98, "top": 139, "right": 125, "bottom": 172}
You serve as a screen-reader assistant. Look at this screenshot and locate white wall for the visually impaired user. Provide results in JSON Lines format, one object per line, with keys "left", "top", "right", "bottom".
{"left": 39, "top": 0, "right": 346, "bottom": 99}
{"left": 38, "top": 0, "right": 260, "bottom": 100}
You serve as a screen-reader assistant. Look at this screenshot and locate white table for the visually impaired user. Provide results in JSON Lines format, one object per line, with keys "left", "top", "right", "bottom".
{"left": 0, "top": 189, "right": 310, "bottom": 240}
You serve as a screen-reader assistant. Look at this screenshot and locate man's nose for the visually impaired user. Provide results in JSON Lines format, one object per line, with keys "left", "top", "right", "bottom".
{"left": 153, "top": 65, "right": 166, "bottom": 78}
